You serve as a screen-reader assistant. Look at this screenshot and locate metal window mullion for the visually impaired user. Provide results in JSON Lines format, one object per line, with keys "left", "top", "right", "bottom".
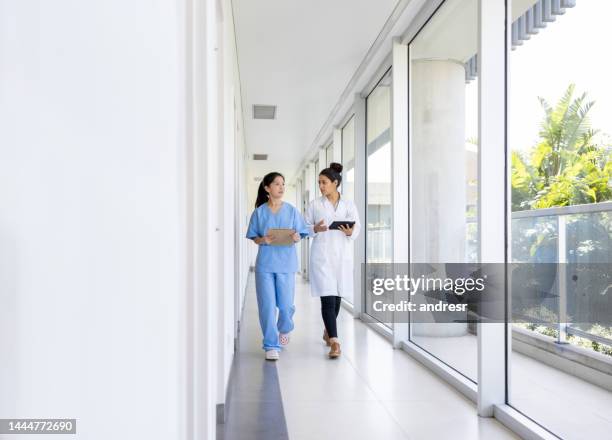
{"left": 353, "top": 94, "right": 367, "bottom": 318}
{"left": 557, "top": 214, "right": 568, "bottom": 344}
{"left": 391, "top": 38, "right": 409, "bottom": 348}
{"left": 477, "top": 0, "right": 507, "bottom": 417}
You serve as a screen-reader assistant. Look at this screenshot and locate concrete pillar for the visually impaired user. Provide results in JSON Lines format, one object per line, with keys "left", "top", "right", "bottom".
{"left": 410, "top": 59, "right": 468, "bottom": 337}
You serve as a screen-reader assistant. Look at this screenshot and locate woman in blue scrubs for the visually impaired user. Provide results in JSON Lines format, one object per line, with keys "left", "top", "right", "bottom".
{"left": 246, "top": 172, "right": 309, "bottom": 360}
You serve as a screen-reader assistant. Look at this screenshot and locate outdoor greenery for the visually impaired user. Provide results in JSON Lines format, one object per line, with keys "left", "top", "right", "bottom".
{"left": 515, "top": 322, "right": 612, "bottom": 357}
{"left": 511, "top": 84, "right": 612, "bottom": 211}
{"left": 510, "top": 85, "right": 612, "bottom": 357}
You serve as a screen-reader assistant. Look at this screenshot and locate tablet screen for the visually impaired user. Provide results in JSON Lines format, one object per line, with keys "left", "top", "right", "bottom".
{"left": 328, "top": 221, "right": 355, "bottom": 230}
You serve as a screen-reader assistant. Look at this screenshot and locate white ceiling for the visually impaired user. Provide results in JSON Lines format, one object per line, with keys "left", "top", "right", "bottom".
{"left": 233, "top": 0, "right": 400, "bottom": 191}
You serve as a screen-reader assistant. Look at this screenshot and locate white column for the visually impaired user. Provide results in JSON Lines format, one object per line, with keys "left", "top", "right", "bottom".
{"left": 410, "top": 59, "right": 466, "bottom": 264}
{"left": 392, "top": 38, "right": 410, "bottom": 348}
{"left": 353, "top": 94, "right": 367, "bottom": 317}
{"left": 477, "top": 0, "right": 507, "bottom": 417}
{"left": 0, "top": 0, "right": 210, "bottom": 438}
{"left": 410, "top": 58, "right": 468, "bottom": 338}
{"left": 196, "top": 0, "right": 220, "bottom": 435}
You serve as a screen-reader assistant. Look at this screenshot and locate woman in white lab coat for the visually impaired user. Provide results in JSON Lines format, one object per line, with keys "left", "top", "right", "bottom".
{"left": 305, "top": 162, "right": 361, "bottom": 358}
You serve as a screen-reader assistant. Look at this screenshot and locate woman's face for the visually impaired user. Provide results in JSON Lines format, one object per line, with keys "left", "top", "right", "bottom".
{"left": 318, "top": 174, "right": 337, "bottom": 196}
{"left": 265, "top": 175, "right": 285, "bottom": 200}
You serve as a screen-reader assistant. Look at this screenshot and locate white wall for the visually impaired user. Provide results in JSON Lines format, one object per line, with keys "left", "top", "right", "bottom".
{"left": 219, "top": 0, "right": 251, "bottom": 408}
{"left": 0, "top": 0, "right": 249, "bottom": 439}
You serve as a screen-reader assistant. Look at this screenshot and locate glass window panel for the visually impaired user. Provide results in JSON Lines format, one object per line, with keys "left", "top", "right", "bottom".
{"left": 508, "top": 1, "right": 612, "bottom": 438}
{"left": 408, "top": 0, "right": 479, "bottom": 382}
{"left": 365, "top": 69, "right": 393, "bottom": 325}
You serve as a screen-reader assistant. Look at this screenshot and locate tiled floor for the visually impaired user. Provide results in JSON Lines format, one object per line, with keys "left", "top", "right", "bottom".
{"left": 412, "top": 333, "right": 612, "bottom": 439}
{"left": 218, "top": 273, "right": 290, "bottom": 440}
{"left": 226, "top": 274, "right": 518, "bottom": 439}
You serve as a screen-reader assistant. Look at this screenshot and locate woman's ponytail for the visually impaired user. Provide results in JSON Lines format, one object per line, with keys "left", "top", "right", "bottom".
{"left": 255, "top": 171, "right": 285, "bottom": 208}
{"left": 255, "top": 180, "right": 268, "bottom": 208}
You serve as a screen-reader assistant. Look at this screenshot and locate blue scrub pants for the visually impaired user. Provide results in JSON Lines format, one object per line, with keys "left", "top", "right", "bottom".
{"left": 255, "top": 272, "right": 296, "bottom": 351}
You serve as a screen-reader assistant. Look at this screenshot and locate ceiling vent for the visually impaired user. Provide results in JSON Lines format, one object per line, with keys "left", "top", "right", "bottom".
{"left": 253, "top": 105, "right": 276, "bottom": 120}
{"left": 253, "top": 154, "right": 268, "bottom": 161}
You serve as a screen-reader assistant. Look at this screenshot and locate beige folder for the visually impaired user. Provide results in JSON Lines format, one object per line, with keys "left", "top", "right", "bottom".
{"left": 267, "top": 228, "right": 295, "bottom": 246}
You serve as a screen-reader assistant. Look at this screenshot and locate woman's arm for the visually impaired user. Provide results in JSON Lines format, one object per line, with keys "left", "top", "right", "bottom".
{"left": 291, "top": 206, "right": 309, "bottom": 241}
{"left": 246, "top": 209, "right": 274, "bottom": 245}
{"left": 305, "top": 201, "right": 328, "bottom": 235}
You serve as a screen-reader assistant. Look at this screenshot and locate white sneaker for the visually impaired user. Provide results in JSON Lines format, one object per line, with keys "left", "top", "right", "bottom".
{"left": 265, "top": 350, "right": 279, "bottom": 361}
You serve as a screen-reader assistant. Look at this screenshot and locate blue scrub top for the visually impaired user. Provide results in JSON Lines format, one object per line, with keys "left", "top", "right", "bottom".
{"left": 246, "top": 202, "right": 309, "bottom": 273}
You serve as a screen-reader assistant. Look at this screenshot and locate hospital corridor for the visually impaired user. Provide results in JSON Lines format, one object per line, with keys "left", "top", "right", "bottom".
{"left": 1, "top": 0, "right": 611, "bottom": 439}
{"left": 220, "top": 275, "right": 517, "bottom": 440}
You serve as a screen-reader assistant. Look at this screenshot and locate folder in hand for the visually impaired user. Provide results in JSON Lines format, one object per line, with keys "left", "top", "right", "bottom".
{"left": 267, "top": 228, "right": 295, "bottom": 246}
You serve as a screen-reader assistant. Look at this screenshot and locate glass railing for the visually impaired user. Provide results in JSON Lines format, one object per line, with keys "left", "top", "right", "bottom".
{"left": 511, "top": 202, "right": 612, "bottom": 356}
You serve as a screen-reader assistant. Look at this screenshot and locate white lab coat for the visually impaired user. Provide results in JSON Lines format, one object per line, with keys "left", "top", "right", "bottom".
{"left": 305, "top": 195, "right": 361, "bottom": 297}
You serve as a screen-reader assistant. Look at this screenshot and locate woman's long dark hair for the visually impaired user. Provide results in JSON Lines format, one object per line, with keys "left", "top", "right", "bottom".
{"left": 255, "top": 172, "right": 285, "bottom": 208}
{"left": 319, "top": 162, "right": 343, "bottom": 187}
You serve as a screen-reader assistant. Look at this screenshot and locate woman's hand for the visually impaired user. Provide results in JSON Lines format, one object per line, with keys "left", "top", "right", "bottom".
{"left": 313, "top": 219, "right": 328, "bottom": 233}
{"left": 338, "top": 224, "right": 354, "bottom": 236}
{"left": 291, "top": 232, "right": 301, "bottom": 242}
{"left": 254, "top": 235, "right": 274, "bottom": 245}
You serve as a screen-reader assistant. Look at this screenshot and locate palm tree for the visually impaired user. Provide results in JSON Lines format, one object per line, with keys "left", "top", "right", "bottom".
{"left": 512, "top": 84, "right": 612, "bottom": 211}
{"left": 536, "top": 84, "right": 595, "bottom": 181}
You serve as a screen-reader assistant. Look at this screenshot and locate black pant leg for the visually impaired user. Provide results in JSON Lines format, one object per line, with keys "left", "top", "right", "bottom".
{"left": 320, "top": 296, "right": 338, "bottom": 338}
{"left": 334, "top": 295, "right": 342, "bottom": 317}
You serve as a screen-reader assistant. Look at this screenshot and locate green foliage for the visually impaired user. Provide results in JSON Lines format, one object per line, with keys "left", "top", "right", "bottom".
{"left": 515, "top": 323, "right": 612, "bottom": 357}
{"left": 511, "top": 84, "right": 612, "bottom": 211}
{"left": 567, "top": 324, "right": 612, "bottom": 356}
